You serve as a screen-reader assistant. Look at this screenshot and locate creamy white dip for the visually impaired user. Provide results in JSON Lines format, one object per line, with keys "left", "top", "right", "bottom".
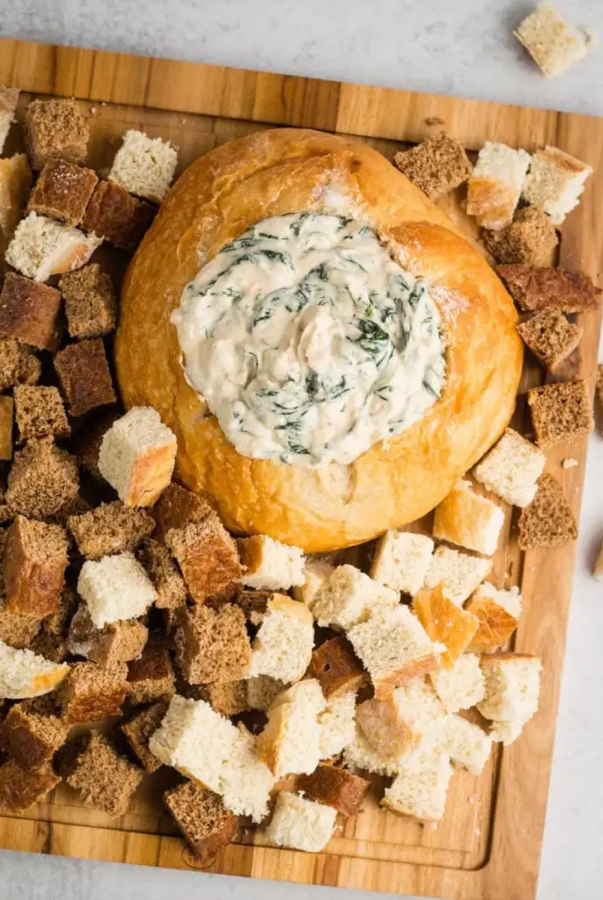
{"left": 172, "top": 212, "right": 446, "bottom": 467}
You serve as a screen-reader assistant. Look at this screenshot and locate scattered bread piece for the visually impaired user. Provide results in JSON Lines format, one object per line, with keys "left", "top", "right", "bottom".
{"left": 0, "top": 639, "right": 69, "bottom": 699}
{"left": 6, "top": 212, "right": 101, "bottom": 282}
{"left": 441, "top": 715, "right": 492, "bottom": 775}
{"left": 247, "top": 594, "right": 313, "bottom": 683}
{"left": 483, "top": 207, "right": 558, "bottom": 267}
{"left": 0, "top": 86, "right": 19, "bottom": 154}
{"left": 164, "top": 781, "right": 238, "bottom": 859}
{"left": 59, "top": 264, "right": 117, "bottom": 340}
{"left": 317, "top": 691, "right": 356, "bottom": 759}
{"left": 466, "top": 142, "right": 531, "bottom": 230}
{"left": 28, "top": 158, "right": 98, "bottom": 227}
{"left": 0, "top": 273, "right": 61, "bottom": 350}
{"left": 0, "top": 396, "right": 13, "bottom": 461}
{"left": 292, "top": 558, "right": 335, "bottom": 608}
{"left": 77, "top": 552, "right": 157, "bottom": 628}
{"left": 429, "top": 654, "right": 485, "bottom": 713}
{"left": 308, "top": 636, "right": 367, "bottom": 699}
{"left": 562, "top": 457, "right": 579, "bottom": 469}
{"left": 393, "top": 133, "right": 472, "bottom": 199}
{"left": 515, "top": 2, "right": 594, "bottom": 78}
{"left": 6, "top": 438, "right": 79, "bottom": 520}
{"left": 528, "top": 379, "right": 593, "bottom": 448}
{"left": 517, "top": 309, "right": 582, "bottom": 372}
{"left": 518, "top": 474, "right": 578, "bottom": 549}
{"left": 166, "top": 512, "right": 241, "bottom": 603}
{"left": 382, "top": 746, "right": 453, "bottom": 821}
{"left": 433, "top": 480, "right": 505, "bottom": 556}
{"left": 54, "top": 337, "right": 116, "bottom": 417}
{"left": 370, "top": 531, "right": 434, "bottom": 596}
{"left": 120, "top": 701, "right": 167, "bottom": 773}
{"left": 424, "top": 546, "right": 492, "bottom": 606}
{"left": 82, "top": 179, "right": 155, "bottom": 251}
{"left": 66, "top": 731, "right": 143, "bottom": 816}
{"left": 477, "top": 653, "right": 542, "bottom": 724}
{"left": 0, "top": 154, "right": 33, "bottom": 258}
{"left": 0, "top": 698, "right": 68, "bottom": 771}
{"left": 99, "top": 406, "right": 177, "bottom": 507}
{"left": 67, "top": 604, "right": 148, "bottom": 666}
{"left": 311, "top": 564, "right": 398, "bottom": 631}
{"left": 126, "top": 637, "right": 175, "bottom": 705}
{"left": 497, "top": 264, "right": 601, "bottom": 313}
{"left": 24, "top": 98, "right": 89, "bottom": 170}
{"left": 152, "top": 481, "right": 212, "bottom": 539}
{"left": 109, "top": 129, "right": 177, "bottom": 203}
{"left": 68, "top": 501, "right": 154, "bottom": 559}
{"left": 205, "top": 680, "right": 249, "bottom": 717}
{"left": 14, "top": 386, "right": 69, "bottom": 443}
{"left": 522, "top": 145, "right": 592, "bottom": 224}
{"left": 136, "top": 538, "right": 187, "bottom": 609}
{"left": 0, "top": 758, "right": 60, "bottom": 813}
{"left": 257, "top": 680, "right": 326, "bottom": 777}
{"left": 174, "top": 603, "right": 251, "bottom": 685}
{"left": 0, "top": 337, "right": 35, "bottom": 391}
{"left": 4, "top": 515, "right": 68, "bottom": 618}
{"left": 264, "top": 791, "right": 336, "bottom": 853}
{"left": 57, "top": 661, "right": 127, "bottom": 723}
{"left": 466, "top": 583, "right": 522, "bottom": 652}
{"left": 473, "top": 428, "right": 546, "bottom": 508}
{"left": 237, "top": 535, "right": 305, "bottom": 591}
{"left": 0, "top": 597, "right": 42, "bottom": 650}
{"left": 297, "top": 765, "right": 369, "bottom": 817}
{"left": 413, "top": 585, "right": 479, "bottom": 669}
{"left": 356, "top": 695, "right": 411, "bottom": 759}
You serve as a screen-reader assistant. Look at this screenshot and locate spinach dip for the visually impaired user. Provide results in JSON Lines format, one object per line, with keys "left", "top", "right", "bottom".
{"left": 172, "top": 212, "right": 446, "bottom": 467}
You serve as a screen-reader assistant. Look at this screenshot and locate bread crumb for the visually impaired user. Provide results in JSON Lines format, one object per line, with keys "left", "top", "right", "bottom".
{"left": 562, "top": 457, "right": 579, "bottom": 468}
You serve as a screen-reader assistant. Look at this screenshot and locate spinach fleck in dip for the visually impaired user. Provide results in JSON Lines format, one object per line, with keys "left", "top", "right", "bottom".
{"left": 172, "top": 212, "right": 446, "bottom": 467}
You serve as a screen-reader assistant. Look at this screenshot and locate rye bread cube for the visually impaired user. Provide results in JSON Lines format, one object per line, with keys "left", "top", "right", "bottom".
{"left": 24, "top": 98, "right": 89, "bottom": 170}
{"left": 120, "top": 701, "right": 167, "bottom": 773}
{"left": 164, "top": 781, "right": 238, "bottom": 859}
{"left": 54, "top": 338, "right": 116, "bottom": 417}
{"left": 66, "top": 731, "right": 144, "bottom": 817}
{"left": 0, "top": 339, "right": 41, "bottom": 392}
{"left": 57, "top": 661, "right": 128, "bottom": 724}
{"left": 517, "top": 309, "right": 582, "bottom": 372}
{"left": 126, "top": 637, "right": 176, "bottom": 705}
{"left": 67, "top": 501, "right": 155, "bottom": 560}
{"left": 0, "top": 598, "right": 42, "bottom": 649}
{"left": 136, "top": 538, "right": 187, "bottom": 609}
{"left": 67, "top": 603, "right": 148, "bottom": 666}
{"left": 152, "top": 482, "right": 212, "bottom": 540}
{"left": 297, "top": 765, "right": 370, "bottom": 817}
{"left": 527, "top": 379, "right": 594, "bottom": 448}
{"left": 72, "top": 409, "right": 119, "bottom": 480}
{"left": 166, "top": 513, "right": 242, "bottom": 603}
{"left": 393, "top": 133, "right": 472, "bottom": 199}
{"left": 518, "top": 474, "right": 578, "bottom": 549}
{"left": 0, "top": 273, "right": 61, "bottom": 350}
{"left": 173, "top": 603, "right": 251, "bottom": 685}
{"left": 482, "top": 208, "right": 559, "bottom": 267}
{"left": 82, "top": 180, "right": 156, "bottom": 251}
{"left": 0, "top": 758, "right": 60, "bottom": 813}
{"left": 0, "top": 395, "right": 13, "bottom": 461}
{"left": 0, "top": 698, "right": 68, "bottom": 771}
{"left": 28, "top": 158, "right": 98, "bottom": 226}
{"left": 6, "top": 438, "right": 79, "bottom": 520}
{"left": 14, "top": 386, "right": 70, "bottom": 442}
{"left": 4, "top": 516, "right": 69, "bottom": 618}
{"left": 59, "top": 265, "right": 117, "bottom": 340}
{"left": 307, "top": 636, "right": 367, "bottom": 699}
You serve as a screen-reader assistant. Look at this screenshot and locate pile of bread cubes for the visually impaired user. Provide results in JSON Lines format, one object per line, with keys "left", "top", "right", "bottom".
{"left": 0, "top": 83, "right": 601, "bottom": 863}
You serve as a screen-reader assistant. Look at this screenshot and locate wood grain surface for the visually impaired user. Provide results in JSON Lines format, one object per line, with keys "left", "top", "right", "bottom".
{"left": 0, "top": 38, "right": 601, "bottom": 900}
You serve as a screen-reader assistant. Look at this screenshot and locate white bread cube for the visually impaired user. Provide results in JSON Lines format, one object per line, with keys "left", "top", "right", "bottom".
{"left": 370, "top": 531, "right": 434, "bottom": 596}
{"left": 0, "top": 87, "right": 19, "bottom": 154}
{"left": 348, "top": 607, "right": 442, "bottom": 699}
{"left": 292, "top": 558, "right": 335, "bottom": 608}
{"left": 311, "top": 564, "right": 399, "bottom": 631}
{"left": 343, "top": 724, "right": 402, "bottom": 777}
{"left": 593, "top": 542, "right": 603, "bottom": 582}
{"left": 77, "top": 551, "right": 157, "bottom": 628}
{"left": 264, "top": 791, "right": 336, "bottom": 853}
{"left": 6, "top": 212, "right": 102, "bottom": 283}
{"left": 429, "top": 654, "right": 485, "bottom": 713}
{"left": 477, "top": 654, "right": 542, "bottom": 723}
{"left": 489, "top": 717, "right": 526, "bottom": 746}
{"left": 382, "top": 746, "right": 453, "bottom": 821}
{"left": 246, "top": 675, "right": 286, "bottom": 711}
{"left": 0, "top": 154, "right": 32, "bottom": 258}
{"left": 473, "top": 429, "right": 546, "bottom": 508}
{"left": 257, "top": 679, "right": 326, "bottom": 777}
{"left": 433, "top": 481, "right": 505, "bottom": 556}
{"left": 466, "top": 142, "right": 531, "bottom": 230}
{"left": 466, "top": 582, "right": 522, "bottom": 653}
{"left": 0, "top": 638, "right": 69, "bottom": 699}
{"left": 441, "top": 715, "right": 492, "bottom": 775}
{"left": 98, "top": 407, "right": 177, "bottom": 507}
{"left": 247, "top": 595, "right": 314, "bottom": 684}
{"left": 238, "top": 535, "right": 304, "bottom": 591}
{"left": 109, "top": 129, "right": 177, "bottom": 203}
{"left": 393, "top": 675, "right": 446, "bottom": 750}
{"left": 317, "top": 691, "right": 356, "bottom": 759}
{"left": 424, "top": 546, "right": 492, "bottom": 606}
{"left": 522, "top": 145, "right": 593, "bottom": 224}
{"left": 515, "top": 3, "right": 593, "bottom": 78}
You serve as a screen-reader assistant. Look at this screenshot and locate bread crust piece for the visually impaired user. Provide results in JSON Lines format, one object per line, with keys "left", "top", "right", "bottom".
{"left": 116, "top": 128, "right": 523, "bottom": 552}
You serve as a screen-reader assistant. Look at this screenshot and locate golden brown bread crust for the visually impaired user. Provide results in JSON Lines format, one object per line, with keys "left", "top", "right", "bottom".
{"left": 413, "top": 586, "right": 479, "bottom": 669}
{"left": 116, "top": 128, "right": 523, "bottom": 552}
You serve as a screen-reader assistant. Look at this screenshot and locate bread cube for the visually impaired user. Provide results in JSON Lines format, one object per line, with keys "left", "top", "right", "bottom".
{"left": 393, "top": 676, "right": 447, "bottom": 747}
{"left": 0, "top": 273, "right": 61, "bottom": 350}
{"left": 0, "top": 337, "right": 32, "bottom": 391}
{"left": 57, "top": 661, "right": 127, "bottom": 723}
{"left": 393, "top": 132, "right": 472, "bottom": 199}
{"left": 317, "top": 691, "right": 356, "bottom": 759}
{"left": 72, "top": 409, "right": 119, "bottom": 480}
{"left": 528, "top": 379, "right": 593, "bottom": 448}
{"left": 424, "top": 546, "right": 492, "bottom": 606}
{"left": 264, "top": 791, "right": 336, "bottom": 852}
{"left": 6, "top": 438, "right": 79, "bottom": 520}
{"left": 126, "top": 637, "right": 175, "bottom": 705}
{"left": 0, "top": 86, "right": 19, "bottom": 155}
{"left": 515, "top": 3, "right": 593, "bottom": 79}
{"left": 466, "top": 142, "right": 531, "bottom": 230}
{"left": 136, "top": 538, "right": 187, "bottom": 609}
{"left": 371, "top": 530, "right": 434, "bottom": 596}
{"left": 517, "top": 309, "right": 582, "bottom": 372}
{"left": 466, "top": 583, "right": 522, "bottom": 653}
{"left": 441, "top": 715, "right": 492, "bottom": 775}
{"left": 489, "top": 717, "right": 526, "bottom": 746}
{"left": 0, "top": 154, "right": 33, "bottom": 258}
{"left": 24, "top": 98, "right": 89, "bottom": 169}
{"left": 237, "top": 534, "right": 305, "bottom": 591}
{"left": 28, "top": 158, "right": 98, "bottom": 226}
{"left": 518, "top": 474, "right": 578, "bottom": 549}
{"left": 343, "top": 724, "right": 402, "bottom": 777}
{"left": 54, "top": 338, "right": 116, "bottom": 417}
{"left": 308, "top": 635, "right": 367, "bottom": 698}
{"left": 473, "top": 428, "right": 546, "bottom": 508}
{"left": 164, "top": 781, "right": 238, "bottom": 858}
{"left": 498, "top": 264, "right": 601, "bottom": 313}
{"left": 522, "top": 145, "right": 592, "bottom": 224}
{"left": 477, "top": 653, "right": 542, "bottom": 722}
{"left": 4, "top": 516, "right": 68, "bottom": 618}
{"left": 14, "top": 386, "right": 70, "bottom": 442}
{"left": 6, "top": 213, "right": 101, "bottom": 282}
{"left": 68, "top": 500, "right": 155, "bottom": 559}
{"left": 174, "top": 603, "right": 251, "bottom": 685}
{"left": 82, "top": 179, "right": 155, "bottom": 250}
{"left": 247, "top": 594, "right": 313, "bottom": 683}
{"left": 66, "top": 731, "right": 143, "bottom": 816}
{"left": 483, "top": 207, "right": 559, "bottom": 266}
{"left": 257, "top": 680, "right": 326, "bottom": 777}
{"left": 429, "top": 653, "right": 485, "bottom": 712}
{"left": 0, "top": 396, "right": 13, "bottom": 461}
{"left": 166, "top": 513, "right": 241, "bottom": 603}
{"left": 0, "top": 699, "right": 67, "bottom": 771}
{"left": 205, "top": 680, "right": 249, "bottom": 717}
{"left": 109, "top": 129, "right": 177, "bottom": 203}
{"left": 382, "top": 747, "right": 453, "bottom": 821}
{"left": 59, "top": 264, "right": 117, "bottom": 339}
{"left": 433, "top": 480, "right": 505, "bottom": 556}
{"left": 0, "top": 597, "right": 42, "bottom": 650}
{"left": 0, "top": 758, "right": 60, "bottom": 813}
{"left": 99, "top": 406, "right": 177, "bottom": 507}
{"left": 297, "top": 764, "right": 369, "bottom": 817}
{"left": 78, "top": 552, "right": 156, "bottom": 629}
{"left": 245, "top": 676, "right": 285, "bottom": 712}
{"left": 67, "top": 603, "right": 148, "bottom": 666}
{"left": 356, "top": 695, "right": 411, "bottom": 759}
{"left": 311, "top": 564, "right": 399, "bottom": 630}
{"left": 0, "top": 639, "right": 69, "bottom": 699}
{"left": 413, "top": 585, "right": 479, "bottom": 669}
{"left": 120, "top": 701, "right": 167, "bottom": 773}
{"left": 292, "top": 558, "right": 334, "bottom": 608}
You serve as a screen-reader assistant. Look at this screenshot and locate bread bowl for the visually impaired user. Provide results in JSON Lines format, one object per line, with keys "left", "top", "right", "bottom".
{"left": 116, "top": 128, "right": 522, "bottom": 552}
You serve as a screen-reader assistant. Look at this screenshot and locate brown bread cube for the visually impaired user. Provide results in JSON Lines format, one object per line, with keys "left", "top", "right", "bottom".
{"left": 82, "top": 180, "right": 155, "bottom": 251}
{"left": 153, "top": 482, "right": 212, "bottom": 540}
{"left": 57, "top": 661, "right": 128, "bottom": 724}
{"left": 517, "top": 310, "right": 582, "bottom": 372}
{"left": 6, "top": 438, "right": 79, "bottom": 520}
{"left": 54, "top": 338, "right": 116, "bottom": 416}
{"left": 14, "top": 386, "right": 70, "bottom": 442}
{"left": 482, "top": 208, "right": 559, "bottom": 267}
{"left": 28, "top": 159, "right": 98, "bottom": 226}
{"left": 234, "top": 589, "right": 272, "bottom": 619}
{"left": 136, "top": 538, "right": 187, "bottom": 609}
{"left": 24, "top": 98, "right": 89, "bottom": 170}
{"left": 0, "top": 273, "right": 61, "bottom": 350}
{"left": 174, "top": 603, "right": 251, "bottom": 685}
{"left": 205, "top": 680, "right": 249, "bottom": 716}
{"left": 59, "top": 264, "right": 117, "bottom": 340}
{"left": 127, "top": 637, "right": 175, "bottom": 705}
{"left": 4, "top": 515, "right": 68, "bottom": 617}
{"left": 66, "top": 731, "right": 143, "bottom": 817}
{"left": 166, "top": 513, "right": 241, "bottom": 604}
{"left": 297, "top": 765, "right": 370, "bottom": 817}
{"left": 393, "top": 133, "right": 472, "bottom": 199}
{"left": 527, "top": 379, "right": 593, "bottom": 448}
{"left": 0, "top": 600, "right": 42, "bottom": 649}
{"left": 29, "top": 632, "right": 68, "bottom": 663}
{"left": 308, "top": 636, "right": 367, "bottom": 698}
{"left": 0, "top": 699, "right": 68, "bottom": 771}
{"left": 42, "top": 585, "right": 78, "bottom": 638}
{"left": 120, "top": 701, "right": 167, "bottom": 773}
{"left": 68, "top": 501, "right": 155, "bottom": 559}
{"left": 0, "top": 758, "right": 60, "bottom": 812}
{"left": 17, "top": 345, "right": 42, "bottom": 386}
{"left": 0, "top": 339, "right": 41, "bottom": 391}
{"left": 518, "top": 474, "right": 578, "bottom": 549}
{"left": 497, "top": 264, "right": 602, "bottom": 312}
{"left": 164, "top": 782, "right": 238, "bottom": 859}
{"left": 72, "top": 408, "right": 119, "bottom": 479}
{"left": 67, "top": 603, "right": 148, "bottom": 666}
{"left": 0, "top": 395, "right": 13, "bottom": 460}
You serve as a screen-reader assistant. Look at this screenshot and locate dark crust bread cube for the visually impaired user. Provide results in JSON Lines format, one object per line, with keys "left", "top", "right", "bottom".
{"left": 54, "top": 338, "right": 116, "bottom": 416}
{"left": 6, "top": 438, "right": 79, "bottom": 520}
{"left": 234, "top": 589, "right": 272, "bottom": 619}
{"left": 483, "top": 209, "right": 559, "bottom": 267}
{"left": 28, "top": 158, "right": 98, "bottom": 226}
{"left": 57, "top": 661, "right": 128, "bottom": 724}
{"left": 66, "top": 731, "right": 143, "bottom": 817}
{"left": 297, "top": 765, "right": 370, "bottom": 817}
{"left": 82, "top": 180, "right": 156, "bottom": 251}
{"left": 164, "top": 781, "right": 238, "bottom": 859}
{"left": 59, "top": 265, "right": 117, "bottom": 340}
{"left": 120, "top": 701, "right": 167, "bottom": 773}
{"left": 153, "top": 482, "right": 212, "bottom": 540}
{"left": 4, "top": 515, "right": 68, "bottom": 618}
{"left": 67, "top": 603, "right": 148, "bottom": 666}
{"left": 166, "top": 513, "right": 241, "bottom": 603}
{"left": 67, "top": 501, "right": 155, "bottom": 559}
{"left": 0, "top": 758, "right": 60, "bottom": 813}
{"left": 173, "top": 603, "right": 251, "bottom": 685}
{"left": 14, "top": 385, "right": 70, "bottom": 442}
{"left": 527, "top": 379, "right": 594, "bottom": 448}
{"left": 518, "top": 474, "right": 578, "bottom": 549}
{"left": 393, "top": 133, "right": 472, "bottom": 199}
{"left": 0, "top": 701, "right": 68, "bottom": 771}
{"left": 0, "top": 339, "right": 40, "bottom": 390}
{"left": 516, "top": 310, "right": 582, "bottom": 372}
{"left": 0, "top": 273, "right": 61, "bottom": 350}
{"left": 308, "top": 636, "right": 367, "bottom": 698}
{"left": 127, "top": 637, "right": 175, "bottom": 706}
{"left": 24, "top": 98, "right": 89, "bottom": 170}
{"left": 498, "top": 264, "right": 602, "bottom": 312}
{"left": 136, "top": 538, "right": 187, "bottom": 609}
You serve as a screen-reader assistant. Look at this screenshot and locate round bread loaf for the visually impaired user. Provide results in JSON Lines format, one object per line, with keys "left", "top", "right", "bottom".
{"left": 116, "top": 128, "right": 522, "bottom": 552}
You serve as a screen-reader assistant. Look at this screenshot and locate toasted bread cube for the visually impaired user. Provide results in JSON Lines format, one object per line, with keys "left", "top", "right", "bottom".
{"left": 297, "top": 765, "right": 369, "bottom": 817}
{"left": 136, "top": 538, "right": 187, "bottom": 609}
{"left": 348, "top": 605, "right": 442, "bottom": 698}
{"left": 4, "top": 516, "right": 68, "bottom": 618}
{"left": 57, "top": 661, "right": 127, "bottom": 724}
{"left": 473, "top": 428, "right": 546, "bottom": 508}
{"left": 68, "top": 500, "right": 154, "bottom": 560}
{"left": 6, "top": 438, "right": 79, "bottom": 520}
{"left": 292, "top": 558, "right": 334, "bottom": 608}
{"left": 433, "top": 480, "right": 505, "bottom": 556}
{"left": 127, "top": 638, "right": 175, "bottom": 706}
{"left": 356, "top": 695, "right": 411, "bottom": 759}
{"left": 0, "top": 699, "right": 68, "bottom": 771}
{"left": 54, "top": 338, "right": 116, "bottom": 417}
{"left": 164, "top": 781, "right": 238, "bottom": 858}
{"left": 120, "top": 701, "right": 167, "bottom": 773}
{"left": 6, "top": 213, "right": 101, "bottom": 283}
{"left": 109, "top": 129, "right": 177, "bottom": 203}
{"left": 99, "top": 407, "right": 177, "bottom": 507}
{"left": 24, "top": 98, "right": 89, "bottom": 170}
{"left": 257, "top": 680, "right": 326, "bottom": 777}
{"left": 82, "top": 179, "right": 155, "bottom": 251}
{"left": 166, "top": 512, "right": 241, "bottom": 603}
{"left": 0, "top": 639, "right": 69, "bottom": 699}
{"left": 498, "top": 264, "right": 601, "bottom": 313}
{"left": 317, "top": 691, "right": 357, "bottom": 759}
{"left": 152, "top": 481, "right": 212, "bottom": 539}
{"left": 0, "top": 598, "right": 42, "bottom": 650}
{"left": 77, "top": 551, "right": 156, "bottom": 628}
{"left": 528, "top": 379, "right": 593, "bottom": 448}
{"left": 466, "top": 583, "right": 522, "bottom": 653}
{"left": 234, "top": 589, "right": 272, "bottom": 619}
{"left": 0, "top": 87, "right": 19, "bottom": 155}
{"left": 0, "top": 273, "right": 61, "bottom": 350}
{"left": 515, "top": 4, "right": 593, "bottom": 79}
{"left": 14, "top": 386, "right": 69, "bottom": 442}
{"left": 393, "top": 133, "right": 472, "bottom": 199}
{"left": 441, "top": 715, "right": 492, "bottom": 775}
{"left": 16, "top": 346, "right": 42, "bottom": 386}
{"left": 429, "top": 653, "right": 485, "bottom": 712}
{"left": 371, "top": 531, "right": 434, "bottom": 596}
{"left": 28, "top": 159, "right": 98, "bottom": 226}
{"left": 308, "top": 636, "right": 367, "bottom": 699}
{"left": 477, "top": 653, "right": 542, "bottom": 723}
{"left": 382, "top": 747, "right": 453, "bottom": 821}
{"left": 59, "top": 264, "right": 117, "bottom": 339}
{"left": 247, "top": 594, "right": 313, "bottom": 683}
{"left": 264, "top": 791, "right": 336, "bottom": 852}
{"left": 237, "top": 534, "right": 305, "bottom": 591}
{"left": 483, "top": 207, "right": 559, "bottom": 267}
{"left": 0, "top": 758, "right": 60, "bottom": 813}
{"left": 0, "top": 154, "right": 33, "bottom": 258}
{"left": 517, "top": 309, "right": 582, "bottom": 372}
{"left": 518, "top": 473, "right": 578, "bottom": 549}
{"left": 424, "top": 546, "right": 492, "bottom": 606}
{"left": 174, "top": 603, "right": 251, "bottom": 685}
{"left": 66, "top": 732, "right": 143, "bottom": 817}
{"left": 0, "top": 396, "right": 13, "bottom": 461}
{"left": 311, "top": 564, "right": 399, "bottom": 631}
{"left": 466, "top": 142, "right": 531, "bottom": 230}
{"left": 0, "top": 337, "right": 31, "bottom": 391}
{"left": 413, "top": 585, "right": 479, "bottom": 669}
{"left": 67, "top": 603, "right": 148, "bottom": 666}
{"left": 522, "top": 145, "right": 592, "bottom": 224}
{"left": 205, "top": 680, "right": 249, "bottom": 717}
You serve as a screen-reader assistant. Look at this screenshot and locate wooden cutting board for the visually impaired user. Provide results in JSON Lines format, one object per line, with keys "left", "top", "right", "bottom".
{"left": 0, "top": 37, "right": 601, "bottom": 900}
